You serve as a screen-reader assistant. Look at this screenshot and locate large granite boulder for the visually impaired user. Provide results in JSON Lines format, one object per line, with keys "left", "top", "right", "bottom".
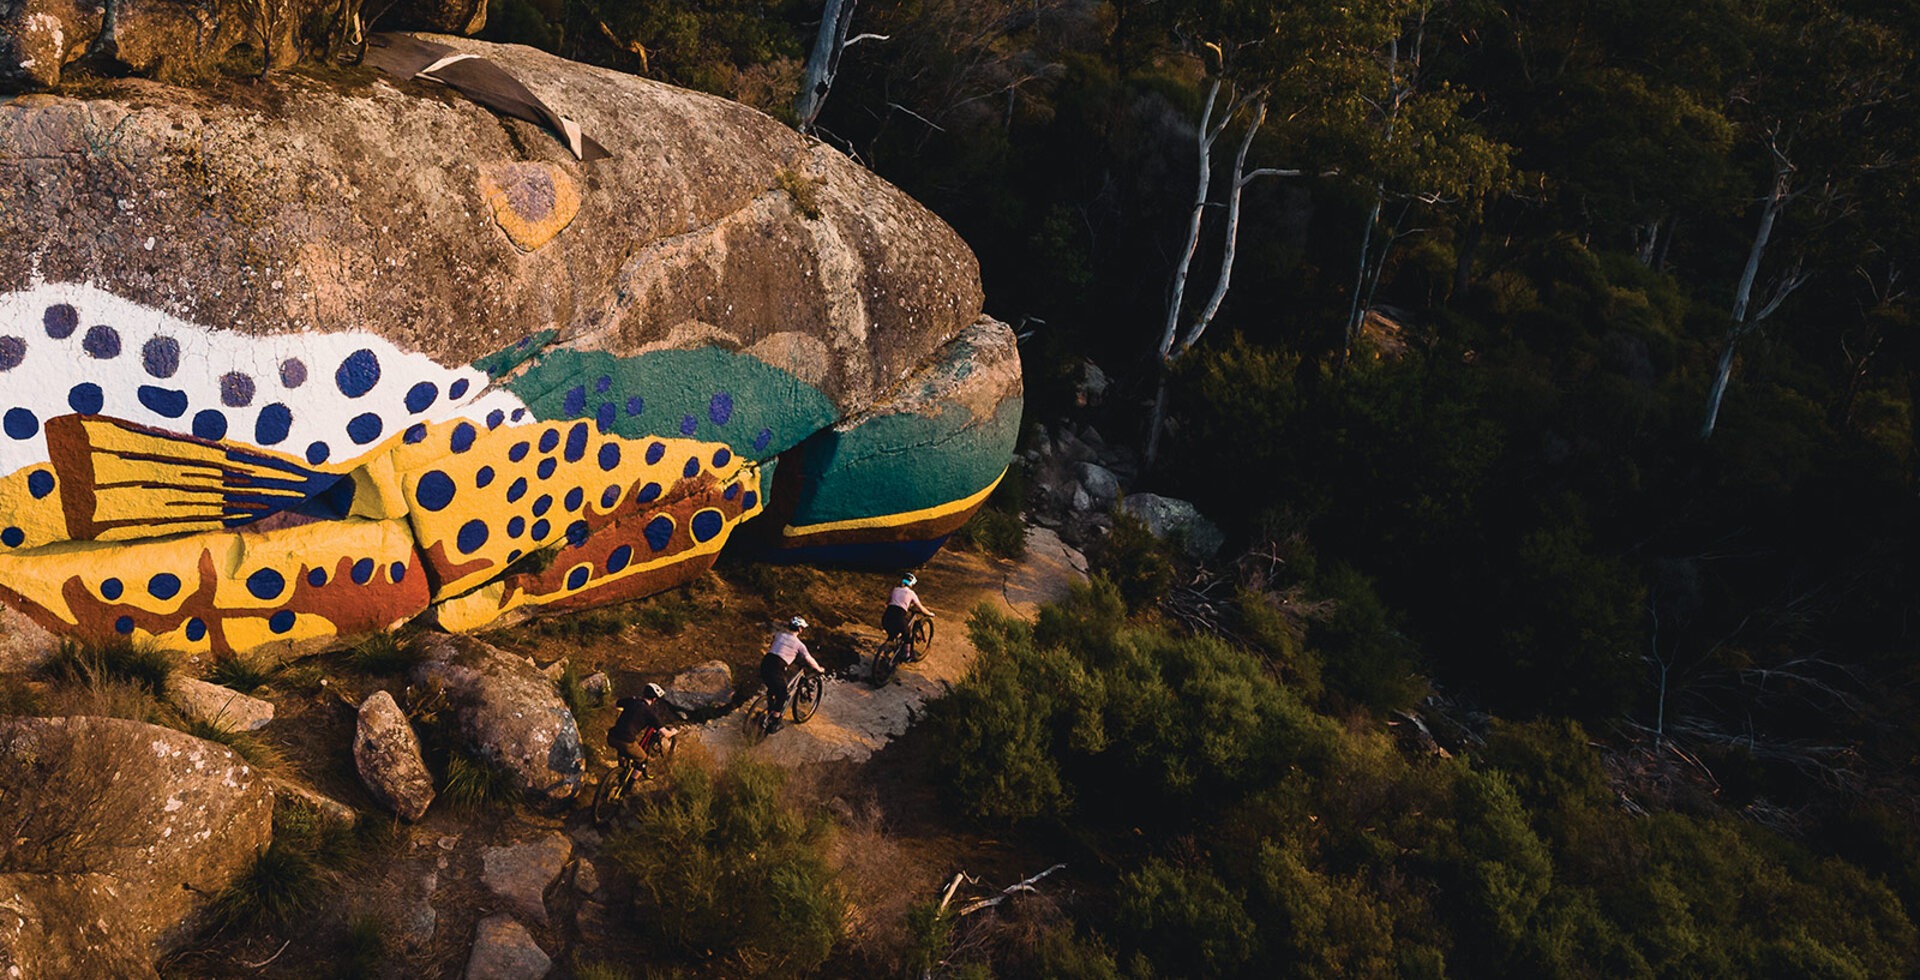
{"left": 0, "top": 716, "right": 275, "bottom": 978}
{"left": 480, "top": 834, "right": 571, "bottom": 928}
{"left": 168, "top": 674, "right": 275, "bottom": 731}
{"left": 412, "top": 632, "right": 584, "bottom": 802}
{"left": 354, "top": 689, "right": 437, "bottom": 820}
{"left": 0, "top": 36, "right": 1020, "bottom": 656}
{"left": 464, "top": 913, "right": 551, "bottom": 980}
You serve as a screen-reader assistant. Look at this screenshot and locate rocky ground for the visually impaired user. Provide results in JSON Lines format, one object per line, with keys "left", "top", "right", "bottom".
{"left": 2, "top": 527, "right": 1086, "bottom": 978}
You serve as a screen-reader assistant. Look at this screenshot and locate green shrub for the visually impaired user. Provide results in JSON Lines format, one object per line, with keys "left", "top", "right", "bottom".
{"left": 608, "top": 759, "right": 845, "bottom": 973}
{"left": 950, "top": 506, "right": 1029, "bottom": 560}
{"left": 1307, "top": 563, "right": 1425, "bottom": 712}
{"left": 181, "top": 719, "right": 286, "bottom": 771}
{"left": 206, "top": 802, "right": 356, "bottom": 932}
{"left": 339, "top": 914, "right": 388, "bottom": 979}
{"left": 1115, "top": 858, "right": 1260, "bottom": 977}
{"left": 1091, "top": 515, "right": 1175, "bottom": 612}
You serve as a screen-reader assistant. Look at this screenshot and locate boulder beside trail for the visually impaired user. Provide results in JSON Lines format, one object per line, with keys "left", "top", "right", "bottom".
{"left": 354, "top": 690, "right": 437, "bottom": 821}
{"left": 0, "top": 716, "right": 274, "bottom": 978}
{"left": 1119, "top": 493, "right": 1225, "bottom": 559}
{"left": 480, "top": 834, "right": 572, "bottom": 928}
{"left": 412, "top": 633, "right": 585, "bottom": 802}
{"left": 665, "top": 659, "right": 735, "bottom": 713}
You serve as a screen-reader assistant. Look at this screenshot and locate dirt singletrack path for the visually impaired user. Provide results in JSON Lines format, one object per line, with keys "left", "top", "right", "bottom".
{"left": 688, "top": 528, "right": 1087, "bottom": 766}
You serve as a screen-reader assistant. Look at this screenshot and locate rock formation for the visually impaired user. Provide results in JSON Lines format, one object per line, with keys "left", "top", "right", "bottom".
{"left": 0, "top": 716, "right": 275, "bottom": 977}
{"left": 0, "top": 35, "right": 1022, "bottom": 655}
{"left": 412, "top": 631, "right": 584, "bottom": 802}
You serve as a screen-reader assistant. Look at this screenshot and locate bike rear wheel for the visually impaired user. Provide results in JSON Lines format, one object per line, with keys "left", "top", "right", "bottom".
{"left": 740, "top": 692, "right": 770, "bottom": 744}
{"left": 909, "top": 617, "right": 935, "bottom": 662}
{"left": 791, "top": 672, "right": 824, "bottom": 723}
{"left": 869, "top": 640, "right": 899, "bottom": 687}
{"left": 591, "top": 764, "right": 632, "bottom": 827}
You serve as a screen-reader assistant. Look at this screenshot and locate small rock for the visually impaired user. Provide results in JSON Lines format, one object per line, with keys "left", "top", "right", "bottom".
{"left": 1053, "top": 427, "right": 1097, "bottom": 464}
{"left": 1076, "top": 360, "right": 1110, "bottom": 406}
{"left": 1080, "top": 424, "right": 1107, "bottom": 448}
{"left": 1078, "top": 462, "right": 1121, "bottom": 507}
{"left": 464, "top": 914, "right": 551, "bottom": 980}
{"left": 664, "top": 660, "right": 733, "bottom": 713}
{"left": 413, "top": 633, "right": 585, "bottom": 802}
{"left": 354, "top": 690, "right": 436, "bottom": 821}
{"left": 481, "top": 834, "right": 572, "bottom": 928}
{"left": 1070, "top": 484, "right": 1093, "bottom": 514}
{"left": 403, "top": 873, "right": 438, "bottom": 952}
{"left": 540, "top": 658, "right": 568, "bottom": 682}
{"left": 168, "top": 676, "right": 275, "bottom": 732}
{"left": 581, "top": 672, "right": 611, "bottom": 703}
{"left": 573, "top": 858, "right": 600, "bottom": 896}
{"left": 569, "top": 825, "right": 604, "bottom": 849}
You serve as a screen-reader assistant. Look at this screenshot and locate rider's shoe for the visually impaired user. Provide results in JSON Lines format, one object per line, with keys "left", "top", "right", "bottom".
{"left": 765, "top": 717, "right": 783, "bottom": 735}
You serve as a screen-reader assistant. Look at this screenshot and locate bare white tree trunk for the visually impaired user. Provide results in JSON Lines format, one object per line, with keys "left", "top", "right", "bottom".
{"left": 1701, "top": 150, "right": 1802, "bottom": 440}
{"left": 1343, "top": 191, "right": 1384, "bottom": 364}
{"left": 795, "top": 0, "right": 859, "bottom": 133}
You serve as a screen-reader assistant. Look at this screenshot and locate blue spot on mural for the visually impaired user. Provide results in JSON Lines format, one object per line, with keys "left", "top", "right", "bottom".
{"left": 509, "top": 442, "right": 530, "bottom": 462}
{"left": 306, "top": 442, "right": 330, "bottom": 465}
{"left": 531, "top": 518, "right": 551, "bottom": 540}
{"left": 405, "top": 382, "right": 439, "bottom": 413}
{"left": 507, "top": 477, "right": 528, "bottom": 503}
{"left": 601, "top": 485, "right": 622, "bottom": 509}
{"left": 27, "top": 470, "right": 54, "bottom": 499}
{"left": 450, "top": 422, "right": 477, "bottom": 453}
{"left": 637, "top": 482, "right": 661, "bottom": 503}
{"left": 595, "top": 375, "right": 612, "bottom": 393}
{"left": 346, "top": 412, "right": 384, "bottom": 445}
{"left": 193, "top": 410, "right": 229, "bottom": 441}
{"left": 456, "top": 520, "right": 489, "bottom": 554}
{"left": 607, "top": 544, "right": 633, "bottom": 573}
{"left": 507, "top": 516, "right": 526, "bottom": 538}
{"left": 136, "top": 386, "right": 188, "bottom": 418}
{"left": 43, "top": 304, "right": 77, "bottom": 338}
{"left": 4, "top": 408, "right": 38, "bottom": 440}
{"left": 255, "top": 404, "right": 292, "bottom": 445}
{"left": 564, "top": 422, "right": 588, "bottom": 462}
{"left": 142, "top": 337, "right": 180, "bottom": 378}
{"left": 476, "top": 466, "right": 496, "bottom": 488}
{"left": 247, "top": 568, "right": 286, "bottom": 600}
{"left": 68, "top": 383, "right": 103, "bottom": 414}
{"left": 308, "top": 568, "right": 328, "bottom": 587}
{"left": 405, "top": 423, "right": 428, "bottom": 444}
{"left": 101, "top": 578, "right": 123, "bottom": 599}
{"left": 565, "top": 487, "right": 584, "bottom": 512}
{"left": 417, "top": 471, "right": 457, "bottom": 511}
{"left": 278, "top": 359, "right": 306, "bottom": 389}
{"left": 336, "top": 349, "right": 381, "bottom": 397}
{"left": 710, "top": 392, "right": 733, "bottom": 425}
{"left": 539, "top": 428, "right": 559, "bottom": 453}
{"left": 115, "top": 616, "right": 134, "bottom": 634}
{"left": 449, "top": 378, "right": 470, "bottom": 399}
{"left": 566, "top": 520, "right": 589, "bottom": 546}
{"left": 566, "top": 566, "right": 589, "bottom": 590}
{"left": 598, "top": 443, "right": 621, "bottom": 471}
{"left": 724, "top": 484, "right": 739, "bottom": 501}
{"left": 683, "top": 457, "right": 700, "bottom": 478}
{"left": 0, "top": 527, "right": 22, "bottom": 547}
{"left": 537, "top": 458, "right": 557, "bottom": 480}
{"left": 713, "top": 448, "right": 732, "bottom": 468}
{"left": 564, "top": 385, "right": 586, "bottom": 415}
{"left": 391, "top": 562, "right": 407, "bottom": 583}
{"left": 185, "top": 618, "right": 207, "bottom": 642}
{"left": 626, "top": 396, "right": 644, "bottom": 416}
{"left": 487, "top": 409, "right": 505, "bottom": 430}
{"left": 690, "top": 509, "right": 724, "bottom": 542}
{"left": 679, "top": 415, "right": 698, "bottom": 436}
{"left": 82, "top": 324, "right": 120, "bottom": 359}
{"left": 533, "top": 494, "right": 553, "bottom": 517}
{"left": 644, "top": 516, "right": 674, "bottom": 551}
{"left": 754, "top": 428, "right": 773, "bottom": 452}
{"left": 743, "top": 490, "right": 758, "bottom": 509}
{"left": 269, "top": 610, "right": 296, "bottom": 634}
{"left": 223, "top": 372, "right": 257, "bottom": 407}
{"left": 596, "top": 402, "right": 616, "bottom": 433}
{"left": 645, "top": 442, "right": 665, "bottom": 464}
{"left": 148, "top": 573, "right": 181, "bottom": 600}
{"left": 352, "top": 558, "right": 376, "bottom": 584}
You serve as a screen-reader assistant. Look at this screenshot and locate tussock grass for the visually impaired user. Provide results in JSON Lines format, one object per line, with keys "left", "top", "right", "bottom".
{"left": 205, "top": 650, "right": 275, "bottom": 693}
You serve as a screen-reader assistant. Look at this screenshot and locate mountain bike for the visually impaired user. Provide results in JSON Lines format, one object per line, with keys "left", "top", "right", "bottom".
{"left": 740, "top": 668, "right": 825, "bottom": 743}
{"left": 869, "top": 612, "right": 936, "bottom": 687}
{"left": 590, "top": 728, "right": 673, "bottom": 826}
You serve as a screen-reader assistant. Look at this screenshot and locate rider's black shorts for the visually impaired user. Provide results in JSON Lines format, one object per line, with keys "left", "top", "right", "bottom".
{"left": 883, "top": 604, "right": 909, "bottom": 639}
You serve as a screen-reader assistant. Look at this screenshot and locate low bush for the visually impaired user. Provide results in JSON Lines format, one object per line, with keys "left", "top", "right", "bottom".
{"left": 1089, "top": 514, "right": 1174, "bottom": 612}
{"left": 608, "top": 758, "right": 845, "bottom": 974}
{"left": 950, "top": 507, "right": 1028, "bottom": 560}
{"left": 441, "top": 748, "right": 522, "bottom": 811}
{"left": 345, "top": 634, "right": 420, "bottom": 675}
{"left": 205, "top": 650, "right": 275, "bottom": 693}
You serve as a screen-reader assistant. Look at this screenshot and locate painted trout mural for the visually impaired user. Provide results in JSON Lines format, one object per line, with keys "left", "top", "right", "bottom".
{"left": 0, "top": 282, "right": 1021, "bottom": 655}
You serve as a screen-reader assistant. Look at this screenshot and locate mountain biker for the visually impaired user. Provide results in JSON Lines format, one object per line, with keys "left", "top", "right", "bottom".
{"left": 883, "top": 572, "right": 934, "bottom": 641}
{"left": 607, "top": 682, "right": 678, "bottom": 763}
{"left": 761, "top": 616, "right": 824, "bottom": 732}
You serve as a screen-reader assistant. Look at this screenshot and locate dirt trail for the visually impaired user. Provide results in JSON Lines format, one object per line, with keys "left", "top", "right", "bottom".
{"left": 688, "top": 528, "right": 1087, "bottom": 766}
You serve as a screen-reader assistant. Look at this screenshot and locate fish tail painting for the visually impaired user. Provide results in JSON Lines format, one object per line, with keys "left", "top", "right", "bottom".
{"left": 0, "top": 282, "right": 1021, "bottom": 655}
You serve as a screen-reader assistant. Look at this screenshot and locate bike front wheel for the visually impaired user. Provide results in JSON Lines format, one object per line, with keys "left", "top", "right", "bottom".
{"left": 909, "top": 617, "right": 935, "bottom": 662}
{"left": 791, "top": 673, "right": 824, "bottom": 723}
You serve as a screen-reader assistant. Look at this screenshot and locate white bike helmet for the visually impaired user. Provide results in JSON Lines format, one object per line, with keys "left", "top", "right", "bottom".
{"left": 789, "top": 615, "right": 809, "bottom": 631}
{"left": 643, "top": 682, "right": 666, "bottom": 699}
{"left": 901, "top": 573, "right": 917, "bottom": 587}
